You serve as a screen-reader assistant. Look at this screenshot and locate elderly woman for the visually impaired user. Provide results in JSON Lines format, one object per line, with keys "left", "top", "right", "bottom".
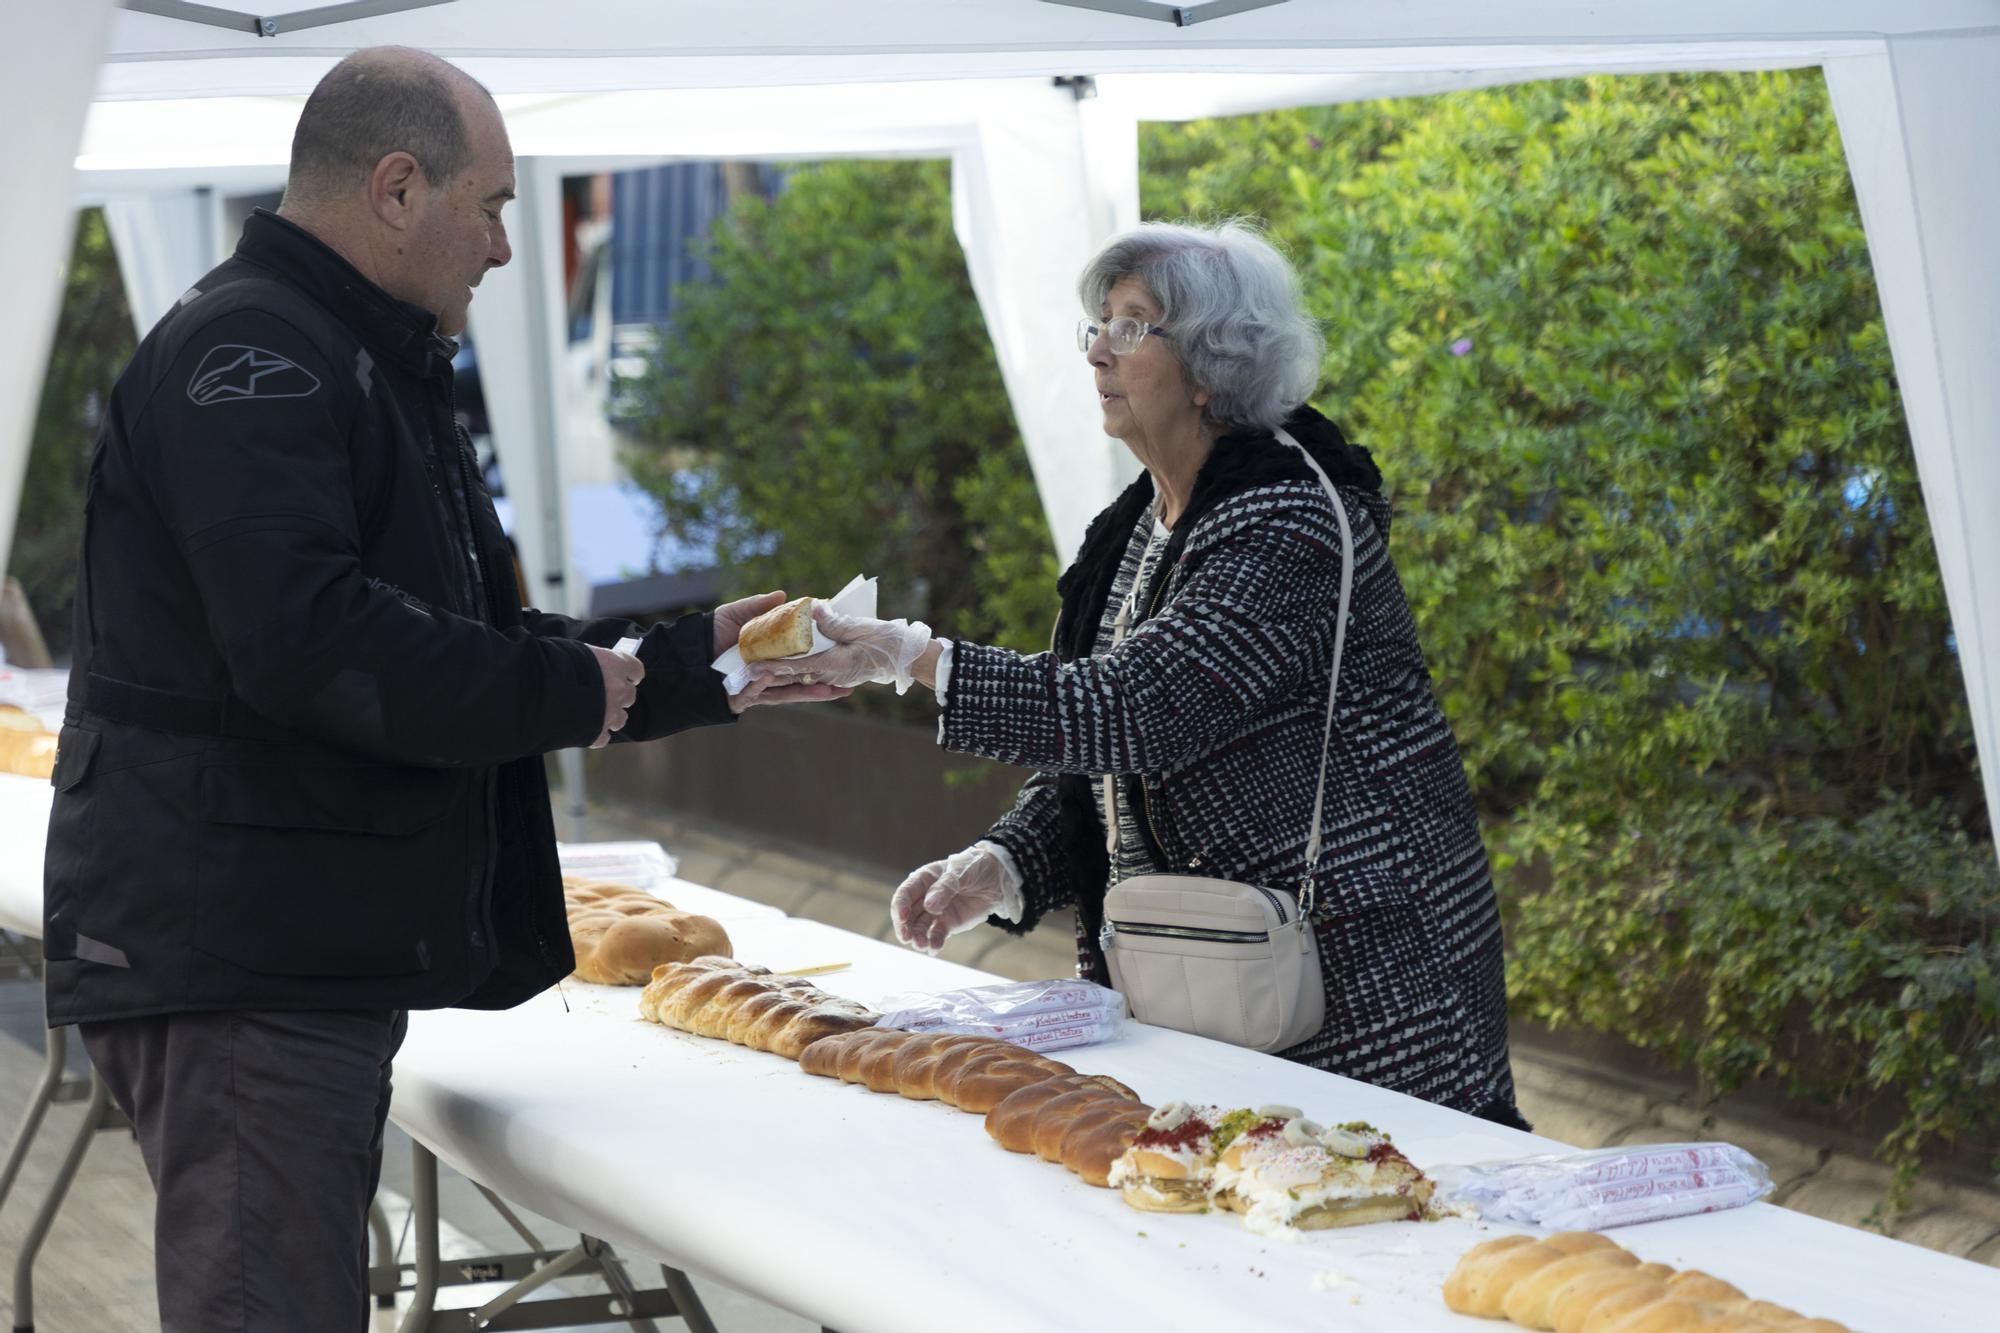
{"left": 753, "top": 221, "right": 1524, "bottom": 1126}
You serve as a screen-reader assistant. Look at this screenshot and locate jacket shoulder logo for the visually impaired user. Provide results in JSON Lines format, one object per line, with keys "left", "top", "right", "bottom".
{"left": 186, "top": 344, "right": 323, "bottom": 406}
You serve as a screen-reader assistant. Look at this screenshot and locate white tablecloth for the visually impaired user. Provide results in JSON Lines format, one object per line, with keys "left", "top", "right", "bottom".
{"left": 0, "top": 772, "right": 51, "bottom": 938}
{"left": 391, "top": 908, "right": 1993, "bottom": 1333}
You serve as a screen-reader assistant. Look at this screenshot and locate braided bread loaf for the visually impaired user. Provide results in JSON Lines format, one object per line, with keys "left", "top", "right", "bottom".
{"left": 1443, "top": 1232, "right": 1851, "bottom": 1333}
{"left": 637, "top": 957, "right": 875, "bottom": 1059}
{"left": 563, "top": 877, "right": 731, "bottom": 985}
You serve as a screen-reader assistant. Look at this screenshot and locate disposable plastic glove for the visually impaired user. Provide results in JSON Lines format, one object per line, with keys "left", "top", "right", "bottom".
{"left": 891, "top": 846, "right": 1008, "bottom": 954}
{"left": 750, "top": 605, "right": 932, "bottom": 694}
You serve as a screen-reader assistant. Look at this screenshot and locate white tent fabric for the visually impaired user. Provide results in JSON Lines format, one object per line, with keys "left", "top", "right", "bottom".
{"left": 0, "top": 0, "right": 117, "bottom": 607}
{"left": 101, "top": 188, "right": 226, "bottom": 339}
{"left": 1823, "top": 33, "right": 2000, "bottom": 862}
{"left": 11, "top": 2, "right": 1999, "bottom": 845}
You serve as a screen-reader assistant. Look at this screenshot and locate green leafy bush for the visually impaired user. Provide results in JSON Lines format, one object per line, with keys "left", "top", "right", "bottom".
{"left": 624, "top": 159, "right": 1057, "bottom": 675}
{"left": 8, "top": 209, "right": 134, "bottom": 660}
{"left": 1142, "top": 70, "right": 1996, "bottom": 1213}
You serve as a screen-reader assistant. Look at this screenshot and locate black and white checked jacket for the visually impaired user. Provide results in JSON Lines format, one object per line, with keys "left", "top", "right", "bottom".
{"left": 940, "top": 408, "right": 1520, "bottom": 1120}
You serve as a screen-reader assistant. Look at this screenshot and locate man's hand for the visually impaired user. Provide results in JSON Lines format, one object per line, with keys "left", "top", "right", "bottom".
{"left": 585, "top": 644, "right": 645, "bottom": 748}
{"left": 713, "top": 590, "right": 789, "bottom": 659}
{"left": 727, "top": 676, "right": 852, "bottom": 715}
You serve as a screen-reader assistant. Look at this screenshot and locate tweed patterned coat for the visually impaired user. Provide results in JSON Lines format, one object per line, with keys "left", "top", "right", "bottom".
{"left": 940, "top": 407, "right": 1520, "bottom": 1121}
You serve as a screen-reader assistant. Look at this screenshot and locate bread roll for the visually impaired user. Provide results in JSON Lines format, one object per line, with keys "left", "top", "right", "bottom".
{"left": 949, "top": 1059, "right": 1074, "bottom": 1114}
{"left": 793, "top": 1028, "right": 856, "bottom": 1078}
{"left": 770, "top": 1006, "right": 873, "bottom": 1061}
{"left": 1060, "top": 1101, "right": 1153, "bottom": 1188}
{"left": 1569, "top": 1279, "right": 1673, "bottom": 1333}
{"left": 985, "top": 1077, "right": 1120, "bottom": 1153}
{"left": 1661, "top": 1271, "right": 1742, "bottom": 1304}
{"left": 892, "top": 1033, "right": 993, "bottom": 1101}
{"left": 563, "top": 877, "right": 732, "bottom": 985}
{"left": 738, "top": 596, "right": 815, "bottom": 662}
{"left": 1032, "top": 1087, "right": 1136, "bottom": 1161}
{"left": 1594, "top": 1298, "right": 1712, "bottom": 1333}
{"left": 1551, "top": 1267, "right": 1673, "bottom": 1333}
{"left": 1503, "top": 1249, "right": 1641, "bottom": 1329}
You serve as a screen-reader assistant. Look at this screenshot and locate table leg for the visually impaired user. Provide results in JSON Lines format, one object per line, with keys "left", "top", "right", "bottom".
{"left": 368, "top": 1197, "right": 399, "bottom": 1308}
{"left": 0, "top": 1025, "right": 64, "bottom": 1213}
{"left": 9, "top": 1067, "right": 110, "bottom": 1333}
{"left": 396, "top": 1141, "right": 440, "bottom": 1333}
{"left": 654, "top": 1264, "right": 718, "bottom": 1333}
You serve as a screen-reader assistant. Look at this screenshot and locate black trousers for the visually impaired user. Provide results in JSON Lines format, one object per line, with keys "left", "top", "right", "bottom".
{"left": 80, "top": 1009, "right": 407, "bottom": 1333}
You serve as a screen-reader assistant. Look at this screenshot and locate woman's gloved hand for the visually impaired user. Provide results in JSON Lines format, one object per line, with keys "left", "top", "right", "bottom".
{"left": 749, "top": 605, "right": 932, "bottom": 694}
{"left": 891, "top": 846, "right": 1008, "bottom": 954}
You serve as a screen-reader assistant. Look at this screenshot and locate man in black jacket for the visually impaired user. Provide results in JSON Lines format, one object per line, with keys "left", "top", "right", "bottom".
{"left": 42, "top": 46, "right": 835, "bottom": 1330}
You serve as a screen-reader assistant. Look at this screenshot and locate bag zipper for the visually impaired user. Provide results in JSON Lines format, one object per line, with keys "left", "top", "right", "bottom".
{"left": 1105, "top": 920, "right": 1272, "bottom": 945}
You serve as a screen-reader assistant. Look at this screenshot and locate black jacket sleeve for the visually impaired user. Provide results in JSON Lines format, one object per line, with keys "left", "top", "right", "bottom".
{"left": 517, "top": 607, "right": 736, "bottom": 741}
{"left": 139, "top": 308, "right": 604, "bottom": 765}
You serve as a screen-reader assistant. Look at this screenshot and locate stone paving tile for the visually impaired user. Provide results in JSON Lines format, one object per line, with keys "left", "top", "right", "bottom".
{"left": 1965, "top": 1231, "right": 2000, "bottom": 1267}
{"left": 719, "top": 861, "right": 822, "bottom": 916}
{"left": 791, "top": 884, "right": 898, "bottom": 943}
{"left": 934, "top": 928, "right": 999, "bottom": 970}
{"left": 1508, "top": 1051, "right": 1658, "bottom": 1126}
{"left": 978, "top": 934, "right": 1079, "bottom": 983}
{"left": 1890, "top": 1206, "right": 2000, "bottom": 1258}
{"left": 1777, "top": 1173, "right": 1904, "bottom": 1231}
{"left": 1512, "top": 1098, "right": 1646, "bottom": 1152}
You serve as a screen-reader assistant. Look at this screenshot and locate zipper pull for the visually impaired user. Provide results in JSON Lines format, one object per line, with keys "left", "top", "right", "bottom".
{"left": 1099, "top": 919, "right": 1117, "bottom": 951}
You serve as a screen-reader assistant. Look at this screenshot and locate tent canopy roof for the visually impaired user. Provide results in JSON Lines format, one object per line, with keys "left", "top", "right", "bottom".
{"left": 99, "top": 1, "right": 1999, "bottom": 98}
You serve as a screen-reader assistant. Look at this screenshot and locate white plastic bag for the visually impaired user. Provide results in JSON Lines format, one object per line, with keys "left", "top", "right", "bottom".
{"left": 872, "top": 978, "right": 1126, "bottom": 1052}
{"left": 1430, "top": 1142, "right": 1773, "bottom": 1230}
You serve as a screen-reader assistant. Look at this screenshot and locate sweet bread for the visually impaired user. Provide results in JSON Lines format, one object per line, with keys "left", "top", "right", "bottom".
{"left": 738, "top": 596, "right": 815, "bottom": 663}
{"left": 562, "top": 879, "right": 731, "bottom": 985}
{"left": 1440, "top": 1233, "right": 1852, "bottom": 1333}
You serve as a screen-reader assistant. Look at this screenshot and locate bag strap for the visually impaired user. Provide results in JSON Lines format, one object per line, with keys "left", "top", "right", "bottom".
{"left": 1276, "top": 426, "right": 1356, "bottom": 918}
{"left": 1099, "top": 427, "right": 1357, "bottom": 917}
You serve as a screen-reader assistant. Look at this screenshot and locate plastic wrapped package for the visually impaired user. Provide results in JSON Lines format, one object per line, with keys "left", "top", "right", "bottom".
{"left": 1430, "top": 1142, "right": 1773, "bottom": 1230}
{"left": 872, "top": 979, "right": 1126, "bottom": 1052}
{"left": 556, "top": 841, "right": 680, "bottom": 893}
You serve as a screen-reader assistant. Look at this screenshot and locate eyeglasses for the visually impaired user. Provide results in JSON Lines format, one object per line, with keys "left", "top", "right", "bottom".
{"left": 1076, "top": 315, "right": 1171, "bottom": 356}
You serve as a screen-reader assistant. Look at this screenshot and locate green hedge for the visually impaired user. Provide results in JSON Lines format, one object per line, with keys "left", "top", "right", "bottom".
{"left": 1144, "top": 70, "right": 1996, "bottom": 1214}
{"left": 8, "top": 210, "right": 133, "bottom": 660}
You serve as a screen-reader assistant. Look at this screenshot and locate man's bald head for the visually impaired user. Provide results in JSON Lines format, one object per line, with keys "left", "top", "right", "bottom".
{"left": 285, "top": 47, "right": 494, "bottom": 209}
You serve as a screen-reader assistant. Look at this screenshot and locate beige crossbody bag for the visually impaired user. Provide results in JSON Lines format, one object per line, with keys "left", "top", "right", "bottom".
{"left": 1098, "top": 427, "right": 1354, "bottom": 1053}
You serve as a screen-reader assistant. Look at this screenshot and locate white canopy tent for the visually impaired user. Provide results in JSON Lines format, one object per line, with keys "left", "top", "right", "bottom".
{"left": 4, "top": 1, "right": 1996, "bottom": 845}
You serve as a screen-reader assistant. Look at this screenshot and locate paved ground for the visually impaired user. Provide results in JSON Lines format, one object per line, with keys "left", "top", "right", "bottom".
{"left": 2, "top": 800, "right": 1992, "bottom": 1331}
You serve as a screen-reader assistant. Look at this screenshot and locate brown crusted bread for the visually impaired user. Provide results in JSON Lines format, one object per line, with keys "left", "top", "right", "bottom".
{"left": 984, "top": 1077, "right": 1116, "bottom": 1152}
{"left": 771, "top": 1007, "right": 873, "bottom": 1062}
{"left": 1444, "top": 1233, "right": 1623, "bottom": 1319}
{"left": 1503, "top": 1250, "right": 1641, "bottom": 1329}
{"left": 935, "top": 1047, "right": 1070, "bottom": 1108}
{"left": 635, "top": 958, "right": 879, "bottom": 1063}
{"left": 891, "top": 1034, "right": 993, "bottom": 1101}
{"left": 1432, "top": 1235, "right": 1858, "bottom": 1333}
{"left": 687, "top": 976, "right": 776, "bottom": 1039}
{"left": 799, "top": 1028, "right": 876, "bottom": 1079}
{"left": 1661, "top": 1272, "right": 1744, "bottom": 1305}
{"left": 724, "top": 989, "right": 799, "bottom": 1046}
{"left": 1552, "top": 1269, "right": 1672, "bottom": 1333}
{"left": 562, "top": 877, "right": 733, "bottom": 986}
{"left": 1032, "top": 1087, "right": 1136, "bottom": 1161}
{"left": 737, "top": 596, "right": 816, "bottom": 663}
{"left": 1059, "top": 1101, "right": 1152, "bottom": 1186}
{"left": 949, "top": 1059, "right": 1075, "bottom": 1114}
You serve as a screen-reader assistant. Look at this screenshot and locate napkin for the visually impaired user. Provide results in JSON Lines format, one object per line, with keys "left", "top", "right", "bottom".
{"left": 711, "top": 574, "right": 876, "bottom": 695}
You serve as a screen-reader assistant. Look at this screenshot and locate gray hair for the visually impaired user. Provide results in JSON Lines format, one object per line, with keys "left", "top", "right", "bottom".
{"left": 1078, "top": 220, "right": 1323, "bottom": 434}
{"left": 286, "top": 47, "right": 490, "bottom": 206}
